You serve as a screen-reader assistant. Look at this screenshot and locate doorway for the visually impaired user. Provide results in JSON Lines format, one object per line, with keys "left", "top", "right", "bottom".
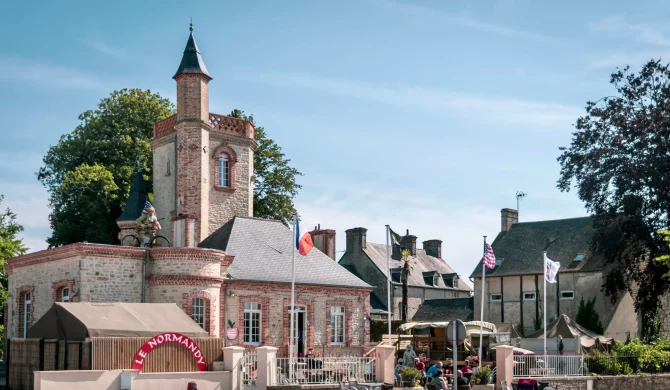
{"left": 288, "top": 306, "right": 306, "bottom": 357}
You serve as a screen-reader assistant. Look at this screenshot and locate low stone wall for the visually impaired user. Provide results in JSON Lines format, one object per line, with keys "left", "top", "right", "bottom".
{"left": 517, "top": 374, "right": 670, "bottom": 390}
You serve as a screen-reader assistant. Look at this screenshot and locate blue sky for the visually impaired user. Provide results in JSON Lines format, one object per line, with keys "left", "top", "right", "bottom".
{"left": 1, "top": 0, "right": 667, "bottom": 282}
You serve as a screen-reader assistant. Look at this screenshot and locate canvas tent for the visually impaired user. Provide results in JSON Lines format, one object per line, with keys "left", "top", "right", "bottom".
{"left": 27, "top": 302, "right": 209, "bottom": 340}
{"left": 525, "top": 314, "right": 613, "bottom": 353}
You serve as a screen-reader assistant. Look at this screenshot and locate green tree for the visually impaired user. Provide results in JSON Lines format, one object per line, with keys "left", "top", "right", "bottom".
{"left": 400, "top": 248, "right": 412, "bottom": 322}
{"left": 557, "top": 60, "right": 670, "bottom": 341}
{"left": 229, "top": 109, "right": 302, "bottom": 223}
{"left": 576, "top": 297, "right": 604, "bottom": 334}
{"left": 0, "top": 195, "right": 28, "bottom": 356}
{"left": 38, "top": 89, "right": 174, "bottom": 247}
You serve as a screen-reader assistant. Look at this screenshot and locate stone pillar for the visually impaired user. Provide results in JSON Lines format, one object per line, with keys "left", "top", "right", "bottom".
{"left": 223, "top": 346, "right": 244, "bottom": 390}
{"left": 495, "top": 345, "right": 514, "bottom": 390}
{"left": 257, "top": 346, "right": 278, "bottom": 388}
{"left": 374, "top": 345, "right": 396, "bottom": 385}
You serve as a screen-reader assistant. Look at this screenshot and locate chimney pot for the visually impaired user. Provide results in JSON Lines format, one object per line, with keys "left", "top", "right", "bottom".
{"left": 310, "top": 226, "right": 337, "bottom": 260}
{"left": 423, "top": 239, "right": 443, "bottom": 258}
{"left": 400, "top": 231, "right": 417, "bottom": 256}
{"left": 501, "top": 208, "right": 519, "bottom": 232}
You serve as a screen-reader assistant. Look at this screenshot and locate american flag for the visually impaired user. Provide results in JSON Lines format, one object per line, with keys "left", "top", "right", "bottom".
{"left": 142, "top": 199, "right": 153, "bottom": 213}
{"left": 483, "top": 243, "right": 496, "bottom": 269}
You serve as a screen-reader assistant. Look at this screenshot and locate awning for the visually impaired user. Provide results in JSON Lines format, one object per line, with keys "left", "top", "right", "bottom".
{"left": 27, "top": 302, "right": 209, "bottom": 340}
{"left": 397, "top": 321, "right": 451, "bottom": 332}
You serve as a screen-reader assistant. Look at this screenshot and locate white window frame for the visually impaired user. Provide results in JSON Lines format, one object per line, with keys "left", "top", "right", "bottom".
{"left": 192, "top": 298, "right": 206, "bottom": 329}
{"left": 432, "top": 274, "right": 440, "bottom": 287}
{"left": 330, "top": 306, "right": 345, "bottom": 345}
{"left": 244, "top": 303, "right": 262, "bottom": 344}
{"left": 218, "top": 155, "right": 229, "bottom": 187}
{"left": 561, "top": 290, "right": 575, "bottom": 300}
{"left": 490, "top": 294, "right": 502, "bottom": 302}
{"left": 523, "top": 292, "right": 536, "bottom": 301}
{"left": 61, "top": 288, "right": 70, "bottom": 302}
{"left": 574, "top": 253, "right": 584, "bottom": 262}
{"left": 23, "top": 294, "right": 31, "bottom": 338}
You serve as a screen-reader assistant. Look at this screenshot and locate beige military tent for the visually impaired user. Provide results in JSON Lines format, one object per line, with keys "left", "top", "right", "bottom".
{"left": 525, "top": 314, "right": 613, "bottom": 353}
{"left": 27, "top": 302, "right": 209, "bottom": 340}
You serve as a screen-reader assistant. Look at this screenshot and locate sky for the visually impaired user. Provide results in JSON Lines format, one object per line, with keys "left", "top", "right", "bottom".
{"left": 1, "top": 0, "right": 667, "bottom": 284}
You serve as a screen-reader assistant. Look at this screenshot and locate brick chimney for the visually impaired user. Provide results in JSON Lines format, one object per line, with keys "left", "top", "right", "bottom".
{"left": 310, "top": 224, "right": 336, "bottom": 260}
{"left": 345, "top": 227, "right": 367, "bottom": 253}
{"left": 423, "top": 240, "right": 442, "bottom": 258}
{"left": 400, "top": 229, "right": 417, "bottom": 256}
{"left": 501, "top": 208, "right": 518, "bottom": 232}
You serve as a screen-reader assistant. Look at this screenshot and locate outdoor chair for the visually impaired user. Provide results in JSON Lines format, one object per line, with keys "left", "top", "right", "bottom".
{"left": 426, "top": 383, "right": 438, "bottom": 390}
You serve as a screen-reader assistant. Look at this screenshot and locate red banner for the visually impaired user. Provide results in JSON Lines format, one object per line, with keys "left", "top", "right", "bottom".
{"left": 132, "top": 332, "right": 207, "bottom": 371}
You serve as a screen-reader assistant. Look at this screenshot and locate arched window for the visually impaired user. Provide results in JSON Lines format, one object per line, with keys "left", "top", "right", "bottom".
{"left": 218, "top": 155, "right": 229, "bottom": 187}
{"left": 192, "top": 298, "right": 206, "bottom": 329}
{"left": 61, "top": 288, "right": 70, "bottom": 302}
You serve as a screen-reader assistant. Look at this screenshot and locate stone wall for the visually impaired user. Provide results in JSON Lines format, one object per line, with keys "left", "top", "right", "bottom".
{"left": 536, "top": 374, "right": 670, "bottom": 390}
{"left": 224, "top": 281, "right": 371, "bottom": 354}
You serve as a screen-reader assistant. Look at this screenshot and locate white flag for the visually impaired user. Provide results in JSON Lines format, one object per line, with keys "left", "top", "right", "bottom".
{"left": 544, "top": 253, "right": 560, "bottom": 283}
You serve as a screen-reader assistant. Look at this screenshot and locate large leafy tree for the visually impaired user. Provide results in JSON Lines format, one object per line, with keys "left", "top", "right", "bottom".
{"left": 575, "top": 297, "right": 604, "bottom": 334}
{"left": 557, "top": 60, "right": 670, "bottom": 341}
{"left": 38, "top": 89, "right": 174, "bottom": 247}
{"left": 0, "top": 195, "right": 27, "bottom": 355}
{"left": 229, "top": 109, "right": 302, "bottom": 223}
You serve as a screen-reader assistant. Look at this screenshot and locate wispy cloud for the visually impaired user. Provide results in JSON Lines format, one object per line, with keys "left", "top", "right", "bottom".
{"left": 591, "top": 16, "right": 670, "bottom": 46}
{"left": 238, "top": 71, "right": 581, "bottom": 129}
{"left": 88, "top": 41, "right": 126, "bottom": 58}
{"left": 0, "top": 58, "right": 107, "bottom": 89}
{"left": 589, "top": 51, "right": 670, "bottom": 69}
{"left": 370, "top": 0, "right": 554, "bottom": 44}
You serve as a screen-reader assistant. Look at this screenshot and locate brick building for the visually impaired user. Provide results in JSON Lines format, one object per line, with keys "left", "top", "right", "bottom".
{"left": 6, "top": 25, "right": 372, "bottom": 355}
{"left": 338, "top": 227, "right": 472, "bottom": 321}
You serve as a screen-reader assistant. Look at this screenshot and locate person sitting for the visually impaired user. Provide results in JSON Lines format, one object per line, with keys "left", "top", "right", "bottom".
{"left": 430, "top": 369, "right": 449, "bottom": 390}
{"left": 394, "top": 358, "right": 405, "bottom": 385}
{"left": 444, "top": 359, "right": 453, "bottom": 375}
{"left": 415, "top": 357, "right": 425, "bottom": 372}
{"left": 426, "top": 361, "right": 443, "bottom": 379}
{"left": 306, "top": 347, "right": 322, "bottom": 369}
{"left": 457, "top": 370, "right": 469, "bottom": 386}
{"left": 490, "top": 362, "right": 497, "bottom": 384}
{"left": 461, "top": 359, "right": 473, "bottom": 375}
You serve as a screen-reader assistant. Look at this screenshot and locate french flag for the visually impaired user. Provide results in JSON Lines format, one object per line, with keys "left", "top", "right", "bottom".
{"left": 295, "top": 217, "right": 314, "bottom": 256}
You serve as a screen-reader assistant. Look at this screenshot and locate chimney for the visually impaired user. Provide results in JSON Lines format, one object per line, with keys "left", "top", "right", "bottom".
{"left": 310, "top": 224, "right": 337, "bottom": 260}
{"left": 345, "top": 227, "right": 367, "bottom": 253}
{"left": 423, "top": 240, "right": 442, "bottom": 258}
{"left": 400, "top": 229, "right": 417, "bottom": 256}
{"left": 501, "top": 208, "right": 518, "bottom": 232}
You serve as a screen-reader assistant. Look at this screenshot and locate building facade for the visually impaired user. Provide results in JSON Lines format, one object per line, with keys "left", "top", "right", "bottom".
{"left": 7, "top": 26, "right": 372, "bottom": 356}
{"left": 470, "top": 208, "right": 638, "bottom": 341}
{"left": 338, "top": 227, "right": 472, "bottom": 321}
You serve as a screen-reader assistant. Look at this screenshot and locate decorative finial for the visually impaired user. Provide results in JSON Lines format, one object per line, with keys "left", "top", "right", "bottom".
{"left": 189, "top": 18, "right": 193, "bottom": 32}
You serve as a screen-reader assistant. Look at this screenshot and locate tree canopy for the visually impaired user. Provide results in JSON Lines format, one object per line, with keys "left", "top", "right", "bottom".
{"left": 38, "top": 89, "right": 174, "bottom": 247}
{"left": 229, "top": 109, "right": 302, "bottom": 223}
{"left": 557, "top": 60, "right": 670, "bottom": 340}
{"left": 576, "top": 297, "right": 604, "bottom": 335}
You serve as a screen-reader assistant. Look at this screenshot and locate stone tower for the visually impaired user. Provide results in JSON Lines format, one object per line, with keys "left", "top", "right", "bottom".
{"left": 152, "top": 24, "right": 256, "bottom": 247}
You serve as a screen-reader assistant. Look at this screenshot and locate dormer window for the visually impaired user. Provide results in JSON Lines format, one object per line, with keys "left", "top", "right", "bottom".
{"left": 442, "top": 273, "right": 458, "bottom": 288}
{"left": 496, "top": 258, "right": 503, "bottom": 266}
{"left": 432, "top": 274, "right": 439, "bottom": 287}
{"left": 391, "top": 268, "right": 401, "bottom": 283}
{"left": 423, "top": 271, "right": 439, "bottom": 287}
{"left": 574, "top": 253, "right": 584, "bottom": 262}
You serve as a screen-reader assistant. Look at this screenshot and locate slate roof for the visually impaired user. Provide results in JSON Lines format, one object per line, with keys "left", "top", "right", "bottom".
{"left": 412, "top": 297, "right": 474, "bottom": 322}
{"left": 369, "top": 294, "right": 388, "bottom": 313}
{"left": 174, "top": 25, "right": 211, "bottom": 79}
{"left": 363, "top": 243, "right": 472, "bottom": 291}
{"left": 117, "top": 170, "right": 148, "bottom": 222}
{"left": 200, "top": 217, "right": 371, "bottom": 289}
{"left": 470, "top": 216, "right": 602, "bottom": 278}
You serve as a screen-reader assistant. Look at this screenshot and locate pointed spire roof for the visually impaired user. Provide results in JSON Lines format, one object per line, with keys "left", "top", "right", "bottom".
{"left": 117, "top": 169, "right": 149, "bottom": 222}
{"left": 173, "top": 22, "right": 211, "bottom": 79}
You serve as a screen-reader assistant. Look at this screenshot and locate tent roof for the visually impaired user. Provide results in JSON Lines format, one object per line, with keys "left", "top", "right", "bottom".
{"left": 525, "top": 314, "right": 613, "bottom": 350}
{"left": 27, "top": 302, "right": 209, "bottom": 340}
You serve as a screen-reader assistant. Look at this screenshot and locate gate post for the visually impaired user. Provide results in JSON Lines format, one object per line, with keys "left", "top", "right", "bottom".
{"left": 496, "top": 345, "right": 514, "bottom": 390}
{"left": 223, "top": 346, "right": 244, "bottom": 390}
{"left": 257, "top": 346, "right": 278, "bottom": 388}
{"left": 374, "top": 345, "right": 395, "bottom": 385}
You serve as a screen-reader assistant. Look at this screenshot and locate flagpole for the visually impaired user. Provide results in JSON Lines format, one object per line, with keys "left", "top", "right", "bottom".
{"left": 385, "top": 225, "right": 392, "bottom": 345}
{"left": 479, "top": 236, "right": 487, "bottom": 365}
{"left": 543, "top": 251, "right": 547, "bottom": 362}
{"left": 289, "top": 214, "right": 297, "bottom": 382}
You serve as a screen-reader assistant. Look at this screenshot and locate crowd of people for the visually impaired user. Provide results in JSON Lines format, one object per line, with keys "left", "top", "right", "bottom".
{"left": 394, "top": 353, "right": 497, "bottom": 390}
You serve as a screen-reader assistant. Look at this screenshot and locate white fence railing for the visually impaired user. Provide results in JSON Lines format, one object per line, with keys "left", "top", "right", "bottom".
{"left": 276, "top": 356, "right": 377, "bottom": 384}
{"left": 242, "top": 350, "right": 258, "bottom": 387}
{"left": 513, "top": 355, "right": 584, "bottom": 377}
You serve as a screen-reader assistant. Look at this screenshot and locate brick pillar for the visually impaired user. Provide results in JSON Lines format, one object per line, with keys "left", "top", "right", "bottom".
{"left": 375, "top": 345, "right": 395, "bottom": 385}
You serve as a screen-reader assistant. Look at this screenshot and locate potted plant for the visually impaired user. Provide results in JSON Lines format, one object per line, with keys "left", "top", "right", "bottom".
{"left": 400, "top": 366, "right": 423, "bottom": 389}
{"left": 470, "top": 366, "right": 494, "bottom": 389}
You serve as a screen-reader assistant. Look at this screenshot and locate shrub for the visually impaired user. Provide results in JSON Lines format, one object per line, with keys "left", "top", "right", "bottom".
{"left": 400, "top": 367, "right": 422, "bottom": 387}
{"left": 472, "top": 366, "right": 492, "bottom": 385}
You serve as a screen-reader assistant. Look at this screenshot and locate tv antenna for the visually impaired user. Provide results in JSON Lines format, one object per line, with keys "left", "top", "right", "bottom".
{"left": 516, "top": 191, "right": 527, "bottom": 219}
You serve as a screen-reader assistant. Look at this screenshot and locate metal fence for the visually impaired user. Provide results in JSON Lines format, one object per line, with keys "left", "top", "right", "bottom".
{"left": 583, "top": 354, "right": 670, "bottom": 376}
{"left": 513, "top": 355, "right": 584, "bottom": 377}
{"left": 276, "top": 356, "right": 377, "bottom": 384}
{"left": 242, "top": 349, "right": 258, "bottom": 387}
